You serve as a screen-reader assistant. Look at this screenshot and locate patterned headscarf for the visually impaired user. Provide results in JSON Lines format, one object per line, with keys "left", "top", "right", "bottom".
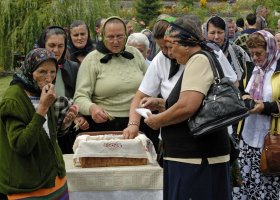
{"left": 249, "top": 30, "right": 280, "bottom": 100}
{"left": 11, "top": 48, "right": 58, "bottom": 96}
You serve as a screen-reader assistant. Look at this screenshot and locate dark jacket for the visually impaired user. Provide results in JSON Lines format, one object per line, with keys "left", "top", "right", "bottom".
{"left": 0, "top": 84, "right": 66, "bottom": 194}
{"left": 61, "top": 59, "right": 79, "bottom": 98}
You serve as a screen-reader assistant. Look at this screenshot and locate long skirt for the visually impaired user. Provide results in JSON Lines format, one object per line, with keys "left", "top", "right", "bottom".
{"left": 163, "top": 159, "right": 231, "bottom": 200}
{"left": 7, "top": 177, "right": 69, "bottom": 200}
{"left": 232, "top": 139, "right": 280, "bottom": 199}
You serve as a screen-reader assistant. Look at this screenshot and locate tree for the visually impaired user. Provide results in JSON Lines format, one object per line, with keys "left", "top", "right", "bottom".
{"left": 0, "top": 0, "right": 120, "bottom": 71}
{"left": 135, "top": 0, "right": 162, "bottom": 27}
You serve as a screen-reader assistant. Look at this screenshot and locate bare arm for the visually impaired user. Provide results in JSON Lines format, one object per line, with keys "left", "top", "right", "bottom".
{"left": 123, "top": 90, "right": 149, "bottom": 139}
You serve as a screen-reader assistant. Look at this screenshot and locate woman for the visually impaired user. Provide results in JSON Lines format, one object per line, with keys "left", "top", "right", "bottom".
{"left": 68, "top": 20, "right": 94, "bottom": 64}
{"left": 0, "top": 48, "right": 74, "bottom": 199}
{"left": 205, "top": 15, "right": 251, "bottom": 85}
{"left": 37, "top": 26, "right": 89, "bottom": 154}
{"left": 144, "top": 17, "right": 232, "bottom": 200}
{"left": 232, "top": 30, "right": 280, "bottom": 199}
{"left": 74, "top": 16, "right": 147, "bottom": 132}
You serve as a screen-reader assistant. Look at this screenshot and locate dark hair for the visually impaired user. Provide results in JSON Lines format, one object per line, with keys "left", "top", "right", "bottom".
{"left": 246, "top": 13, "right": 256, "bottom": 26}
{"left": 152, "top": 20, "right": 170, "bottom": 39}
{"left": 37, "top": 26, "right": 68, "bottom": 64}
{"left": 207, "top": 16, "right": 226, "bottom": 31}
{"left": 236, "top": 18, "right": 244, "bottom": 28}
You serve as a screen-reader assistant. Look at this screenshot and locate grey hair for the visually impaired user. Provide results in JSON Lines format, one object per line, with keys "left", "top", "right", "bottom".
{"left": 127, "top": 32, "right": 150, "bottom": 49}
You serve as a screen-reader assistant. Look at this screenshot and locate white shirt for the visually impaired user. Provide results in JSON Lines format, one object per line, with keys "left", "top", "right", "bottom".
{"left": 139, "top": 51, "right": 185, "bottom": 99}
{"left": 242, "top": 61, "right": 276, "bottom": 148}
{"left": 139, "top": 50, "right": 237, "bottom": 99}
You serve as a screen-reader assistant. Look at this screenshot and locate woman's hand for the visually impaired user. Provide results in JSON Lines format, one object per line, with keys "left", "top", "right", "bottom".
{"left": 89, "top": 104, "right": 109, "bottom": 123}
{"left": 123, "top": 125, "right": 139, "bottom": 139}
{"left": 249, "top": 100, "right": 264, "bottom": 114}
{"left": 144, "top": 112, "right": 161, "bottom": 130}
{"left": 37, "top": 84, "right": 56, "bottom": 116}
{"left": 140, "top": 97, "right": 165, "bottom": 112}
{"left": 63, "top": 105, "right": 79, "bottom": 125}
{"left": 74, "top": 116, "right": 89, "bottom": 130}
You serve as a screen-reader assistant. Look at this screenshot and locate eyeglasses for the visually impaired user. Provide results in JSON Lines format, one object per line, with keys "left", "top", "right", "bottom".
{"left": 104, "top": 35, "right": 126, "bottom": 42}
{"left": 249, "top": 50, "right": 266, "bottom": 58}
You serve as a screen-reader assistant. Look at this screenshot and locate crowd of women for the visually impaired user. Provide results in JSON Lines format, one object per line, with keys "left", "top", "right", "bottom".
{"left": 0, "top": 7, "right": 280, "bottom": 199}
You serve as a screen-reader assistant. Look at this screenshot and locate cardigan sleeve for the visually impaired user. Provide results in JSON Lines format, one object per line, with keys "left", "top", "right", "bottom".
{"left": 1, "top": 99, "right": 46, "bottom": 155}
{"left": 261, "top": 101, "right": 280, "bottom": 116}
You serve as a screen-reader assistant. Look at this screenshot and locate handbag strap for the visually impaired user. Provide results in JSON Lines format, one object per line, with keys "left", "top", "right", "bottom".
{"left": 271, "top": 101, "right": 280, "bottom": 135}
{"left": 197, "top": 50, "right": 225, "bottom": 84}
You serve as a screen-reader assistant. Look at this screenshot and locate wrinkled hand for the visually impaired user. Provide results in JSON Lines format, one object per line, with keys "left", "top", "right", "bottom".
{"left": 37, "top": 84, "right": 56, "bottom": 116}
{"left": 74, "top": 116, "right": 89, "bottom": 130}
{"left": 140, "top": 97, "right": 159, "bottom": 111}
{"left": 123, "top": 125, "right": 139, "bottom": 139}
{"left": 90, "top": 104, "right": 109, "bottom": 123}
{"left": 249, "top": 100, "right": 264, "bottom": 114}
{"left": 63, "top": 105, "right": 79, "bottom": 125}
{"left": 144, "top": 112, "right": 161, "bottom": 130}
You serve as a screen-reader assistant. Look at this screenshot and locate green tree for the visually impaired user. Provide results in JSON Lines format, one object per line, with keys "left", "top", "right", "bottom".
{"left": 135, "top": 0, "right": 162, "bottom": 26}
{"left": 0, "top": 0, "right": 120, "bottom": 71}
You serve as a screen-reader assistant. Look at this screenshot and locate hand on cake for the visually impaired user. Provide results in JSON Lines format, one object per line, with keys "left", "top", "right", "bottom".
{"left": 123, "top": 124, "right": 139, "bottom": 139}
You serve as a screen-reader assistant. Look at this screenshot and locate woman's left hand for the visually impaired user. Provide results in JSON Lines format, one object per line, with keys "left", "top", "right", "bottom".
{"left": 74, "top": 116, "right": 89, "bottom": 130}
{"left": 144, "top": 112, "right": 161, "bottom": 130}
{"left": 249, "top": 100, "right": 264, "bottom": 114}
{"left": 63, "top": 105, "right": 79, "bottom": 125}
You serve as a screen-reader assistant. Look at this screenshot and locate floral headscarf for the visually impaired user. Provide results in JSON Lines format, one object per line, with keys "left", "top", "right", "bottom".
{"left": 249, "top": 30, "right": 280, "bottom": 100}
{"left": 11, "top": 48, "right": 58, "bottom": 96}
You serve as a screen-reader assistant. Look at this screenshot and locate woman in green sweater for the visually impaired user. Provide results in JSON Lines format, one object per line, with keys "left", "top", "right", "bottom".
{"left": 74, "top": 16, "right": 147, "bottom": 132}
{"left": 0, "top": 48, "right": 74, "bottom": 199}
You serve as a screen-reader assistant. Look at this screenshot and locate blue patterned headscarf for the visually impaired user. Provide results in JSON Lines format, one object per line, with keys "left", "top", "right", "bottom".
{"left": 11, "top": 48, "right": 58, "bottom": 96}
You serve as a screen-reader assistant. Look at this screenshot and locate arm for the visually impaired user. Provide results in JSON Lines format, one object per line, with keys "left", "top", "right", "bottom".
{"left": 5, "top": 84, "right": 56, "bottom": 155}
{"left": 144, "top": 90, "right": 204, "bottom": 130}
{"left": 123, "top": 90, "right": 149, "bottom": 139}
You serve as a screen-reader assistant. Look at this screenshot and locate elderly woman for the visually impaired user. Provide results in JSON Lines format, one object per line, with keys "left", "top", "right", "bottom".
{"left": 144, "top": 17, "right": 232, "bottom": 200}
{"left": 232, "top": 30, "right": 280, "bottom": 199}
{"left": 74, "top": 16, "right": 147, "bottom": 132}
{"left": 37, "top": 26, "right": 89, "bottom": 153}
{"left": 0, "top": 48, "right": 73, "bottom": 199}
{"left": 68, "top": 20, "right": 94, "bottom": 64}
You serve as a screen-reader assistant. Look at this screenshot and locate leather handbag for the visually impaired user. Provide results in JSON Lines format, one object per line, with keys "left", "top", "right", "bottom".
{"left": 260, "top": 114, "right": 280, "bottom": 175}
{"left": 188, "top": 50, "right": 249, "bottom": 138}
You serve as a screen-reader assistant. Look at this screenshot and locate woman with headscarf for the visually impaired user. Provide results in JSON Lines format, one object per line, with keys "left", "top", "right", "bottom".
{"left": 232, "top": 30, "right": 280, "bottom": 199}
{"left": 205, "top": 16, "right": 252, "bottom": 88}
{"left": 37, "top": 26, "right": 89, "bottom": 154}
{"left": 0, "top": 48, "right": 73, "bottom": 199}
{"left": 74, "top": 16, "right": 147, "bottom": 132}
{"left": 144, "top": 17, "right": 232, "bottom": 200}
{"left": 68, "top": 20, "right": 94, "bottom": 65}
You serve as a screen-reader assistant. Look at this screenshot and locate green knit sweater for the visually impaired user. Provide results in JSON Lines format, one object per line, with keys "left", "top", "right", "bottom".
{"left": 74, "top": 46, "right": 147, "bottom": 117}
{"left": 0, "top": 84, "right": 66, "bottom": 194}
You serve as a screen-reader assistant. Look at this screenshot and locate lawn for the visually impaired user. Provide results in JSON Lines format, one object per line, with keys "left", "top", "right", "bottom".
{"left": 0, "top": 75, "right": 12, "bottom": 101}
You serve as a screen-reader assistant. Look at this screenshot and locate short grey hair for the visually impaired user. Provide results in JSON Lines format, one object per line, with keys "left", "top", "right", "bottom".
{"left": 127, "top": 32, "right": 150, "bottom": 49}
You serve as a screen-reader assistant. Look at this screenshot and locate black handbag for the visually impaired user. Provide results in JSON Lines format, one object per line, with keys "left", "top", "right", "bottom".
{"left": 188, "top": 50, "right": 249, "bottom": 138}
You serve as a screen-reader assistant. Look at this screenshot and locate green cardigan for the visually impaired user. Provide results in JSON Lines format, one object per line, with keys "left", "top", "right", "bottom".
{"left": 0, "top": 84, "right": 66, "bottom": 194}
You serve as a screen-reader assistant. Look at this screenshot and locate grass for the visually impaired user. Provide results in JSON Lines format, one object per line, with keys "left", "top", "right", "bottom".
{"left": 0, "top": 75, "right": 12, "bottom": 101}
